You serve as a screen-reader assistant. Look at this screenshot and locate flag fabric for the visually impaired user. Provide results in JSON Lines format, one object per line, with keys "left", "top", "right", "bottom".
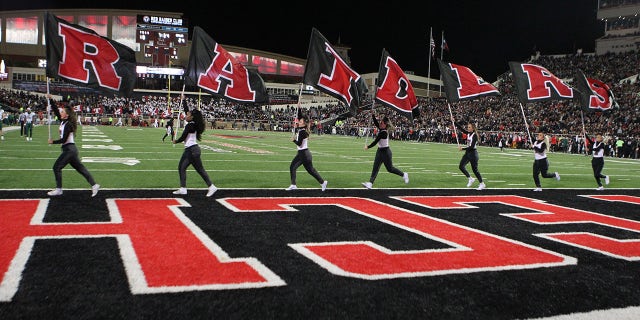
{"left": 574, "top": 69, "right": 619, "bottom": 112}
{"left": 303, "top": 28, "right": 367, "bottom": 115}
{"left": 375, "top": 49, "right": 419, "bottom": 121}
{"left": 429, "top": 32, "right": 436, "bottom": 59}
{"left": 185, "top": 26, "right": 269, "bottom": 104}
{"left": 45, "top": 12, "right": 136, "bottom": 97}
{"left": 508, "top": 61, "right": 574, "bottom": 104}
{"left": 442, "top": 37, "right": 449, "bottom": 52}
{"left": 437, "top": 59, "right": 500, "bottom": 102}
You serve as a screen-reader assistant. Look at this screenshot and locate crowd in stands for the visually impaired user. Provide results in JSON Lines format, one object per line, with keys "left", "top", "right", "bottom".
{"left": 1, "top": 51, "right": 638, "bottom": 158}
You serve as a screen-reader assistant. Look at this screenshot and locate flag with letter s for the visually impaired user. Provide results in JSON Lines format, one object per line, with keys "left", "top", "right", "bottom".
{"left": 574, "top": 69, "right": 619, "bottom": 112}
{"left": 45, "top": 12, "right": 136, "bottom": 97}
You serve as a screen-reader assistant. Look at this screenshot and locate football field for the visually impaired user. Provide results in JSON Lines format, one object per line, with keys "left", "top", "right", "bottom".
{"left": 0, "top": 124, "right": 638, "bottom": 192}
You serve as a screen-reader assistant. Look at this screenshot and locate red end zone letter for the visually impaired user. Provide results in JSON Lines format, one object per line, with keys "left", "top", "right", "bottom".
{"left": 398, "top": 195, "right": 640, "bottom": 261}
{"left": 0, "top": 199, "right": 284, "bottom": 302}
{"left": 219, "top": 197, "right": 574, "bottom": 280}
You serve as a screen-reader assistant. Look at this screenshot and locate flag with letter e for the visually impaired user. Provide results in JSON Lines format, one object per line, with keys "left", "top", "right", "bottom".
{"left": 574, "top": 69, "right": 619, "bottom": 112}
{"left": 303, "top": 28, "right": 368, "bottom": 115}
{"left": 185, "top": 26, "right": 269, "bottom": 104}
{"left": 45, "top": 12, "right": 136, "bottom": 97}
{"left": 437, "top": 59, "right": 500, "bottom": 102}
{"left": 375, "top": 49, "right": 418, "bottom": 121}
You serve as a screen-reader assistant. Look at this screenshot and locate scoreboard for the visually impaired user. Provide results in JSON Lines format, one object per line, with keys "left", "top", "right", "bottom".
{"left": 136, "top": 14, "right": 188, "bottom": 47}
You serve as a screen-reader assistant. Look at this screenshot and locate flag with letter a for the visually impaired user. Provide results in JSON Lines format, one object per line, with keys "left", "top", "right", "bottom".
{"left": 185, "top": 26, "right": 269, "bottom": 104}
{"left": 45, "top": 12, "right": 136, "bottom": 97}
{"left": 303, "top": 28, "right": 368, "bottom": 115}
{"left": 437, "top": 59, "right": 500, "bottom": 102}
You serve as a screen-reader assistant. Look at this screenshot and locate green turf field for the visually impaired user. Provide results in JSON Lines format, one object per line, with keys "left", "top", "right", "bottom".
{"left": 1, "top": 124, "right": 638, "bottom": 190}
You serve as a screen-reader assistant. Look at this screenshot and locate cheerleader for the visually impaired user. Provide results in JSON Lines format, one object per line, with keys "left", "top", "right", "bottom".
{"left": 172, "top": 107, "right": 217, "bottom": 197}
{"left": 286, "top": 114, "right": 327, "bottom": 191}
{"left": 454, "top": 121, "right": 485, "bottom": 190}
{"left": 362, "top": 114, "right": 408, "bottom": 189}
{"left": 532, "top": 132, "right": 560, "bottom": 191}
{"left": 584, "top": 130, "right": 609, "bottom": 190}
{"left": 46, "top": 96, "right": 100, "bottom": 197}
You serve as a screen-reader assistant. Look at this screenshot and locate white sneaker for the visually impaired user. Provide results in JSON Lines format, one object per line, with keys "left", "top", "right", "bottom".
{"left": 1, "top": 136, "right": 4, "bottom": 140}
{"left": 91, "top": 184, "right": 100, "bottom": 197}
{"left": 555, "top": 172, "right": 561, "bottom": 181}
{"left": 285, "top": 185, "right": 297, "bottom": 191}
{"left": 206, "top": 184, "right": 218, "bottom": 197}
{"left": 321, "top": 181, "right": 328, "bottom": 191}
{"left": 362, "top": 182, "right": 373, "bottom": 189}
{"left": 403, "top": 173, "right": 409, "bottom": 184}
{"left": 47, "top": 188, "right": 63, "bottom": 196}
{"left": 605, "top": 176, "right": 610, "bottom": 185}
{"left": 533, "top": 187, "right": 542, "bottom": 192}
{"left": 173, "top": 187, "right": 187, "bottom": 195}
{"left": 466, "top": 177, "right": 475, "bottom": 187}
{"left": 476, "top": 182, "right": 486, "bottom": 190}
{"left": 596, "top": 186, "right": 604, "bottom": 191}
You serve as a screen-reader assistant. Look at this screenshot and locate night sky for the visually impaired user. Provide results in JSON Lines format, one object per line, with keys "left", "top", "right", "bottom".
{"left": 2, "top": 0, "right": 603, "bottom": 82}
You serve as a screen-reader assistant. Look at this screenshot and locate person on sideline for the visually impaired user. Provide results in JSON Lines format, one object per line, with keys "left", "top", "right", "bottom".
{"left": 46, "top": 95, "right": 100, "bottom": 197}
{"left": 454, "top": 120, "right": 485, "bottom": 190}
{"left": 162, "top": 118, "right": 174, "bottom": 142}
{"left": 584, "top": 130, "right": 610, "bottom": 190}
{"left": 286, "top": 114, "right": 327, "bottom": 191}
{"left": 362, "top": 114, "right": 408, "bottom": 189}
{"left": 172, "top": 107, "right": 217, "bottom": 197}
{"left": 0, "top": 107, "right": 5, "bottom": 141}
{"left": 532, "top": 132, "right": 560, "bottom": 191}
{"left": 24, "top": 107, "right": 36, "bottom": 141}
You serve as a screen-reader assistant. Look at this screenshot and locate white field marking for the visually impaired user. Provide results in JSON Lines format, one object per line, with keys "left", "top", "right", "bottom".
{"left": 82, "top": 139, "right": 114, "bottom": 142}
{"left": 127, "top": 128, "right": 143, "bottom": 131}
{"left": 490, "top": 180, "right": 506, "bottom": 183}
{"left": 81, "top": 157, "right": 140, "bottom": 166}
{"left": 526, "top": 306, "right": 640, "bottom": 320}
{"left": 200, "top": 145, "right": 234, "bottom": 153}
{"left": 508, "top": 183, "right": 527, "bottom": 186}
{"left": 82, "top": 145, "right": 123, "bottom": 150}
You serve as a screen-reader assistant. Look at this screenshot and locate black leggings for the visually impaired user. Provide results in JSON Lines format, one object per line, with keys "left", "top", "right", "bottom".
{"left": 533, "top": 158, "right": 556, "bottom": 187}
{"left": 369, "top": 147, "right": 403, "bottom": 183}
{"left": 290, "top": 149, "right": 324, "bottom": 184}
{"left": 52, "top": 144, "right": 96, "bottom": 188}
{"left": 592, "top": 157, "right": 606, "bottom": 186}
{"left": 459, "top": 149, "right": 483, "bottom": 182}
{"left": 178, "top": 145, "right": 212, "bottom": 188}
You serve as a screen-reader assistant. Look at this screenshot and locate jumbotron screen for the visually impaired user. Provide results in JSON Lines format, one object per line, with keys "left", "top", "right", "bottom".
{"left": 136, "top": 14, "right": 188, "bottom": 47}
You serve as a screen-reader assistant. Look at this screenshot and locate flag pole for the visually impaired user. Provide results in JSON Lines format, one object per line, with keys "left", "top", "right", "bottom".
{"left": 447, "top": 102, "right": 460, "bottom": 147}
{"left": 292, "top": 82, "right": 304, "bottom": 139}
{"left": 519, "top": 102, "right": 533, "bottom": 146}
{"left": 46, "top": 77, "right": 51, "bottom": 142}
{"left": 173, "top": 84, "right": 186, "bottom": 145}
{"left": 427, "top": 27, "right": 433, "bottom": 100}
{"left": 439, "top": 30, "right": 444, "bottom": 98}
{"left": 580, "top": 110, "right": 587, "bottom": 155}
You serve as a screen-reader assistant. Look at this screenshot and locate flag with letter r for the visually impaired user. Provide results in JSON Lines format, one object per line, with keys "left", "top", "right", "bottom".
{"left": 45, "top": 12, "right": 136, "bottom": 97}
